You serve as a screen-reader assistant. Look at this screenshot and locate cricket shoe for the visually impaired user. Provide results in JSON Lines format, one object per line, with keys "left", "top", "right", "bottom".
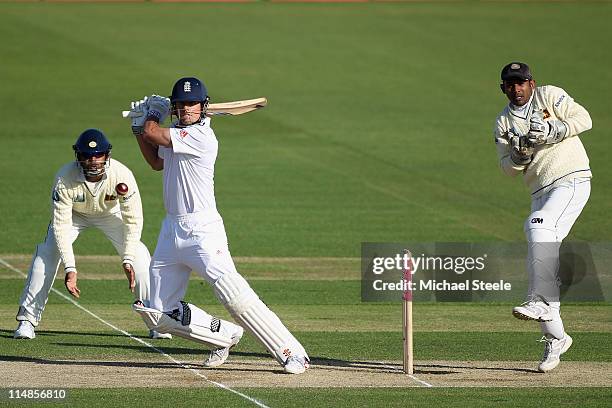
{"left": 538, "top": 333, "right": 573, "bottom": 372}
{"left": 203, "top": 326, "right": 244, "bottom": 368}
{"left": 512, "top": 298, "right": 553, "bottom": 322}
{"left": 149, "top": 330, "right": 172, "bottom": 339}
{"left": 14, "top": 321, "right": 35, "bottom": 339}
{"left": 283, "top": 355, "right": 310, "bottom": 375}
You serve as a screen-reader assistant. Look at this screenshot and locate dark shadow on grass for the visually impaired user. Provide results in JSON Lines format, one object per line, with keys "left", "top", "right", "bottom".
{"left": 0, "top": 354, "right": 184, "bottom": 369}
{"left": 422, "top": 362, "right": 539, "bottom": 374}
{"left": 0, "top": 329, "right": 136, "bottom": 339}
{"left": 52, "top": 342, "right": 271, "bottom": 360}
{"left": 309, "top": 357, "right": 458, "bottom": 375}
{"left": 310, "top": 358, "right": 538, "bottom": 374}
{"left": 0, "top": 354, "right": 280, "bottom": 374}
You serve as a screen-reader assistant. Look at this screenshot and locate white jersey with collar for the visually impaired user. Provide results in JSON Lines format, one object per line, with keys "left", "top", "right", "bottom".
{"left": 51, "top": 158, "right": 144, "bottom": 269}
{"left": 494, "top": 85, "right": 592, "bottom": 198}
{"left": 158, "top": 117, "right": 222, "bottom": 221}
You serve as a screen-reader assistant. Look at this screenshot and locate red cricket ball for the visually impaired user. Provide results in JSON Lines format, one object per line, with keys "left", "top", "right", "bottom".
{"left": 116, "top": 183, "right": 129, "bottom": 196}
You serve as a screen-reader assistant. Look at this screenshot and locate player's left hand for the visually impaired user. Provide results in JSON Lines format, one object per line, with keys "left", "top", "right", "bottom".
{"left": 64, "top": 271, "right": 81, "bottom": 298}
{"left": 122, "top": 262, "right": 135, "bottom": 293}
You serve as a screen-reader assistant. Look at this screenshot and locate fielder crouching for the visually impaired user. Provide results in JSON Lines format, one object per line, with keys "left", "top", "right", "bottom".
{"left": 129, "top": 77, "right": 309, "bottom": 374}
{"left": 14, "top": 129, "right": 168, "bottom": 340}
{"left": 494, "top": 62, "right": 592, "bottom": 372}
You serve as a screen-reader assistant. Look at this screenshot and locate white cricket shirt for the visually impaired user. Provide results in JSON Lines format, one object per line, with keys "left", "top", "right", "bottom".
{"left": 159, "top": 117, "right": 222, "bottom": 222}
{"left": 52, "top": 158, "right": 144, "bottom": 268}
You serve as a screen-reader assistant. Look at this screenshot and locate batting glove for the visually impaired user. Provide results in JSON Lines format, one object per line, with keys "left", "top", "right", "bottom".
{"left": 130, "top": 97, "right": 149, "bottom": 136}
{"left": 509, "top": 134, "right": 534, "bottom": 165}
{"left": 528, "top": 110, "right": 568, "bottom": 145}
{"left": 146, "top": 95, "right": 171, "bottom": 123}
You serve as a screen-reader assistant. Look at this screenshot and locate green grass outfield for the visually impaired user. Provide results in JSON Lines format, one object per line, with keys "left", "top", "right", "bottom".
{"left": 1, "top": 257, "right": 611, "bottom": 406}
{"left": 0, "top": 1, "right": 611, "bottom": 407}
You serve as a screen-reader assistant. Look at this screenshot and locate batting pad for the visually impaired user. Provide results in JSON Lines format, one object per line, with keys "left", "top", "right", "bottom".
{"left": 213, "top": 273, "right": 308, "bottom": 364}
{"left": 132, "top": 302, "right": 239, "bottom": 348}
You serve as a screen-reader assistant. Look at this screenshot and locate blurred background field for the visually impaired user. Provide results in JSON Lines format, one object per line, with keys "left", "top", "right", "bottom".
{"left": 0, "top": 1, "right": 610, "bottom": 257}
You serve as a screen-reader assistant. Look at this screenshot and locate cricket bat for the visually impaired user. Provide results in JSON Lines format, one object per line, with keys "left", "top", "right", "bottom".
{"left": 121, "top": 97, "right": 267, "bottom": 118}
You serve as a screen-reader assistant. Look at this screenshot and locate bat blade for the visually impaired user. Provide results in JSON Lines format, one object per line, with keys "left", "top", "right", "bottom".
{"left": 121, "top": 97, "right": 267, "bottom": 118}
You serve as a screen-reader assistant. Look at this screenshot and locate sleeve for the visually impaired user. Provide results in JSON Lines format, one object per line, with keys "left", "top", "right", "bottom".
{"left": 494, "top": 116, "right": 526, "bottom": 177}
{"left": 548, "top": 86, "right": 592, "bottom": 137}
{"left": 51, "top": 179, "right": 76, "bottom": 270}
{"left": 117, "top": 169, "right": 144, "bottom": 265}
{"left": 158, "top": 145, "right": 167, "bottom": 159}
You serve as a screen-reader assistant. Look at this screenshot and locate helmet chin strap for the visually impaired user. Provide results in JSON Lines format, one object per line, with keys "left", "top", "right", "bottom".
{"left": 172, "top": 99, "right": 209, "bottom": 128}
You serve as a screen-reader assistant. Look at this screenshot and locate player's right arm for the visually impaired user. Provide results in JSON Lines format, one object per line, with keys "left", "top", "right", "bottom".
{"left": 135, "top": 132, "right": 164, "bottom": 171}
{"left": 51, "top": 178, "right": 80, "bottom": 296}
{"left": 142, "top": 119, "right": 172, "bottom": 148}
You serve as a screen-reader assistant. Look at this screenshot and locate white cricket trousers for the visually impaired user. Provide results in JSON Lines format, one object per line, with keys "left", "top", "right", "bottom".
{"left": 524, "top": 177, "right": 591, "bottom": 338}
{"left": 150, "top": 213, "right": 308, "bottom": 365}
{"left": 17, "top": 211, "right": 151, "bottom": 326}
{"left": 149, "top": 213, "right": 239, "bottom": 312}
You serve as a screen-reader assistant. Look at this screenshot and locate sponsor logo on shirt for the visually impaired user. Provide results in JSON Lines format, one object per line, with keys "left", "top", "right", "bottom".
{"left": 554, "top": 95, "right": 565, "bottom": 108}
{"left": 104, "top": 194, "right": 117, "bottom": 201}
{"left": 73, "top": 193, "right": 85, "bottom": 203}
{"left": 122, "top": 192, "right": 136, "bottom": 202}
{"left": 180, "top": 129, "right": 188, "bottom": 138}
{"left": 52, "top": 190, "right": 60, "bottom": 202}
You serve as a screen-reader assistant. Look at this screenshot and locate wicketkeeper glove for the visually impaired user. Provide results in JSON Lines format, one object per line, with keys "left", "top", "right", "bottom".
{"left": 146, "top": 95, "right": 171, "bottom": 123}
{"left": 527, "top": 110, "right": 568, "bottom": 145}
{"left": 509, "top": 134, "right": 534, "bottom": 165}
{"left": 130, "top": 97, "right": 149, "bottom": 136}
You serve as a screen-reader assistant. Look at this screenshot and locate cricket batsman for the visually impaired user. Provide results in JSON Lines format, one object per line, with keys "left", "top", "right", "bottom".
{"left": 127, "top": 77, "right": 309, "bottom": 374}
{"left": 13, "top": 129, "right": 169, "bottom": 339}
{"left": 494, "top": 62, "right": 592, "bottom": 372}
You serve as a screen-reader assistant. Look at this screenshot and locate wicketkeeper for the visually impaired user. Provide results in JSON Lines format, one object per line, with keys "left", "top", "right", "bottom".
{"left": 494, "top": 62, "right": 592, "bottom": 372}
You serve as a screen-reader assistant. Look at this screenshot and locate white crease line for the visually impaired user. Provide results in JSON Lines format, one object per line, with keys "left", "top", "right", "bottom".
{"left": 379, "top": 361, "right": 434, "bottom": 387}
{"left": 0, "top": 257, "right": 269, "bottom": 408}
